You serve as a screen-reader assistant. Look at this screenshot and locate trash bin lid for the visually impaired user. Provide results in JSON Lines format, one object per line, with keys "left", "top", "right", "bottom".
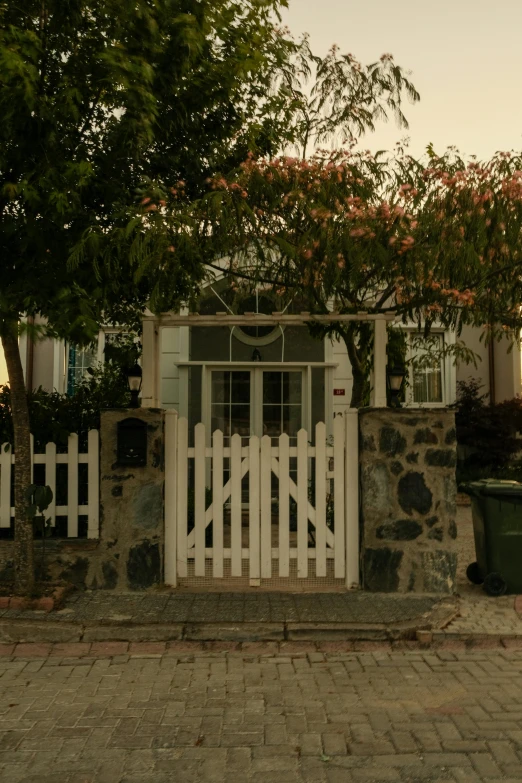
{"left": 462, "top": 479, "right": 522, "bottom": 497}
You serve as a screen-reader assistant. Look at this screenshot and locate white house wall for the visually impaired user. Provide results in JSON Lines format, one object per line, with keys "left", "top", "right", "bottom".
{"left": 159, "top": 326, "right": 189, "bottom": 413}
{"left": 32, "top": 337, "right": 56, "bottom": 391}
{"left": 456, "top": 324, "right": 522, "bottom": 402}
{"left": 494, "top": 338, "right": 522, "bottom": 401}
{"left": 455, "top": 324, "right": 490, "bottom": 395}
{"left": 328, "top": 336, "right": 353, "bottom": 417}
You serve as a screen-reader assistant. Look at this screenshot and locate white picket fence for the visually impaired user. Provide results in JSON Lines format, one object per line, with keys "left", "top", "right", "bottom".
{"left": 0, "top": 432, "right": 100, "bottom": 538}
{"left": 164, "top": 412, "right": 359, "bottom": 588}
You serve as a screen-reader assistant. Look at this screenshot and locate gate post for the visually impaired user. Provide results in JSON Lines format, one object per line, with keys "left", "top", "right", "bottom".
{"left": 164, "top": 409, "right": 178, "bottom": 586}
{"left": 371, "top": 316, "right": 388, "bottom": 407}
{"left": 345, "top": 408, "right": 360, "bottom": 589}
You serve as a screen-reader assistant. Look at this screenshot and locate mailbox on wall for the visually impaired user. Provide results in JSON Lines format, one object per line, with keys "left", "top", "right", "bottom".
{"left": 117, "top": 417, "right": 147, "bottom": 466}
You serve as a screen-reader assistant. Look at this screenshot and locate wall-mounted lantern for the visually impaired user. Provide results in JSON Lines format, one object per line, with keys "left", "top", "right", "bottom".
{"left": 127, "top": 363, "right": 142, "bottom": 408}
{"left": 386, "top": 361, "right": 406, "bottom": 408}
{"left": 117, "top": 417, "right": 147, "bottom": 466}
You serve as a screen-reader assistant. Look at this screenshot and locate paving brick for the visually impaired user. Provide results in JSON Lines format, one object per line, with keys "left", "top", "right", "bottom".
{"left": 50, "top": 643, "right": 91, "bottom": 657}
{"left": 13, "top": 643, "right": 52, "bottom": 657}
{"left": 322, "top": 732, "right": 347, "bottom": 756}
{"left": 89, "top": 642, "right": 129, "bottom": 656}
{"left": 1, "top": 640, "right": 522, "bottom": 781}
{"left": 128, "top": 642, "right": 167, "bottom": 655}
{"left": 469, "top": 752, "right": 503, "bottom": 777}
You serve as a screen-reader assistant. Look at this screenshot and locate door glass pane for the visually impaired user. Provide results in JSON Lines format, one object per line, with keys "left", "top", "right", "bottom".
{"left": 263, "top": 372, "right": 283, "bottom": 404}
{"left": 263, "top": 405, "right": 282, "bottom": 438}
{"left": 211, "top": 405, "right": 228, "bottom": 435}
{"left": 211, "top": 371, "right": 229, "bottom": 403}
{"left": 231, "top": 372, "right": 251, "bottom": 403}
{"left": 263, "top": 372, "right": 302, "bottom": 443}
{"left": 283, "top": 405, "right": 302, "bottom": 437}
{"left": 211, "top": 371, "right": 251, "bottom": 440}
{"left": 231, "top": 405, "right": 250, "bottom": 436}
{"left": 283, "top": 373, "right": 302, "bottom": 404}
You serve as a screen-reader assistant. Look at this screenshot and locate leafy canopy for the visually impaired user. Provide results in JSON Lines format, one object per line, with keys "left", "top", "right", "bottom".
{"left": 0, "top": 0, "right": 311, "bottom": 337}
{"left": 148, "top": 146, "right": 522, "bottom": 404}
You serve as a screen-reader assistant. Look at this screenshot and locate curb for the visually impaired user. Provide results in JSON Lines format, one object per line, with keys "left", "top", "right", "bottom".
{"left": 0, "top": 600, "right": 459, "bottom": 644}
{"left": 0, "top": 586, "right": 69, "bottom": 613}
{"left": 2, "top": 636, "right": 522, "bottom": 660}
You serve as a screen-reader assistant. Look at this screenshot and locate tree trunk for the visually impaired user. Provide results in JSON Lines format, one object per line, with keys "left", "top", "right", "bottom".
{"left": 349, "top": 364, "right": 367, "bottom": 408}
{"left": 341, "top": 326, "right": 370, "bottom": 408}
{"left": 1, "top": 327, "right": 34, "bottom": 595}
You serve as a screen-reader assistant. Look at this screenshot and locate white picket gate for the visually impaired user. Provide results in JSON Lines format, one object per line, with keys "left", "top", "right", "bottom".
{"left": 164, "top": 411, "right": 359, "bottom": 589}
{"left": 0, "top": 432, "right": 100, "bottom": 538}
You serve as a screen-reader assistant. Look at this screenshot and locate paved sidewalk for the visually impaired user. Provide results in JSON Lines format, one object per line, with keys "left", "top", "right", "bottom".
{"left": 1, "top": 591, "right": 444, "bottom": 626}
{"left": 1, "top": 645, "right": 522, "bottom": 782}
{"left": 0, "top": 591, "right": 455, "bottom": 644}
{"left": 435, "top": 505, "right": 522, "bottom": 641}
{"left": 440, "top": 590, "right": 522, "bottom": 640}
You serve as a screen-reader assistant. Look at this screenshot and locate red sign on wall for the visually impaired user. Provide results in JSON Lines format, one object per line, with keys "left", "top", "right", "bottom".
{"left": 333, "top": 388, "right": 346, "bottom": 396}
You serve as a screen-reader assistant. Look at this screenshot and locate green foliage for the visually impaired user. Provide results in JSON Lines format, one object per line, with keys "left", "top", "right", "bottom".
{"left": 454, "top": 378, "right": 522, "bottom": 483}
{"left": 1, "top": 0, "right": 309, "bottom": 339}
{"left": 25, "top": 484, "right": 53, "bottom": 520}
{"left": 0, "top": 361, "right": 130, "bottom": 448}
{"left": 169, "top": 147, "right": 522, "bottom": 404}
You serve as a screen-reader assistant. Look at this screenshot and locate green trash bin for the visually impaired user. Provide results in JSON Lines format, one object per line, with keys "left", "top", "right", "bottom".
{"left": 460, "top": 479, "right": 522, "bottom": 596}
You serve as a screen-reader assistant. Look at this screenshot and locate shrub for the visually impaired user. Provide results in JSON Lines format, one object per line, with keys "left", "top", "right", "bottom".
{"left": 454, "top": 378, "right": 522, "bottom": 483}
{"left": 0, "top": 334, "right": 139, "bottom": 448}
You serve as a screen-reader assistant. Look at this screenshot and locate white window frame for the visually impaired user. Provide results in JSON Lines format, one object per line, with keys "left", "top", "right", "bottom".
{"left": 401, "top": 326, "right": 456, "bottom": 408}
{"left": 64, "top": 327, "right": 137, "bottom": 394}
{"left": 65, "top": 341, "right": 98, "bottom": 395}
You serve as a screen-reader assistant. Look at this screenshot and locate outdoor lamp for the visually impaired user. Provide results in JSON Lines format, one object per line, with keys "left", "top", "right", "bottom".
{"left": 386, "top": 361, "right": 405, "bottom": 408}
{"left": 127, "top": 363, "right": 143, "bottom": 408}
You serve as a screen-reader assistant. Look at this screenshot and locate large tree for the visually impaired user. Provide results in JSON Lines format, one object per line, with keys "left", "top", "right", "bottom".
{"left": 155, "top": 147, "right": 522, "bottom": 406}
{"left": 0, "top": 0, "right": 316, "bottom": 593}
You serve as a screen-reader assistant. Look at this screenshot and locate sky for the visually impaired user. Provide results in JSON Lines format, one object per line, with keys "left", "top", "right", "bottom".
{"left": 281, "top": 0, "right": 522, "bottom": 160}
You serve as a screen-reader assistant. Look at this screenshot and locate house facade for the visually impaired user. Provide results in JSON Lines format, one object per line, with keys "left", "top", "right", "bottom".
{"left": 1, "top": 285, "right": 518, "bottom": 594}
{"left": 7, "top": 281, "right": 521, "bottom": 418}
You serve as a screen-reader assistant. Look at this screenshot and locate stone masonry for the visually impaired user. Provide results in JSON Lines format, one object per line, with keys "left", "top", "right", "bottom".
{"left": 0, "top": 409, "right": 166, "bottom": 591}
{"left": 90, "top": 408, "right": 165, "bottom": 591}
{"left": 359, "top": 408, "right": 458, "bottom": 593}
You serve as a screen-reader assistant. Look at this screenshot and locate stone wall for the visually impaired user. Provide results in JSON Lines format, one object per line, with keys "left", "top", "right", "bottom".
{"left": 359, "top": 408, "right": 457, "bottom": 593}
{"left": 0, "top": 408, "right": 166, "bottom": 592}
{"left": 92, "top": 408, "right": 165, "bottom": 590}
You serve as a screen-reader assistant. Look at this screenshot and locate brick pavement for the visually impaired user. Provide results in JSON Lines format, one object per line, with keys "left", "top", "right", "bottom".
{"left": 1, "top": 644, "right": 522, "bottom": 782}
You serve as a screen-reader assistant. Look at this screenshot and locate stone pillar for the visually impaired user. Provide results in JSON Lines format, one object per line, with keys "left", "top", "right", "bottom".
{"left": 94, "top": 408, "right": 165, "bottom": 591}
{"left": 359, "top": 409, "right": 457, "bottom": 593}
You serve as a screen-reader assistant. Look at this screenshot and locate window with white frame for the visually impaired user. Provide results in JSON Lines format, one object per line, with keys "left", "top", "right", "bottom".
{"left": 66, "top": 343, "right": 98, "bottom": 395}
{"left": 65, "top": 330, "right": 135, "bottom": 395}
{"left": 409, "top": 332, "right": 445, "bottom": 405}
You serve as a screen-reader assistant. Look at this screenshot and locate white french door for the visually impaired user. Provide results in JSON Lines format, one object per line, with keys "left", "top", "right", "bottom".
{"left": 208, "top": 368, "right": 305, "bottom": 442}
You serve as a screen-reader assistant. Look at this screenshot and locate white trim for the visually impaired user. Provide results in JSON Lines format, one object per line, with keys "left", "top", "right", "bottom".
{"left": 371, "top": 316, "right": 388, "bottom": 407}
{"left": 144, "top": 312, "right": 397, "bottom": 327}
{"left": 52, "top": 339, "right": 66, "bottom": 394}
{"left": 176, "top": 361, "right": 337, "bottom": 368}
